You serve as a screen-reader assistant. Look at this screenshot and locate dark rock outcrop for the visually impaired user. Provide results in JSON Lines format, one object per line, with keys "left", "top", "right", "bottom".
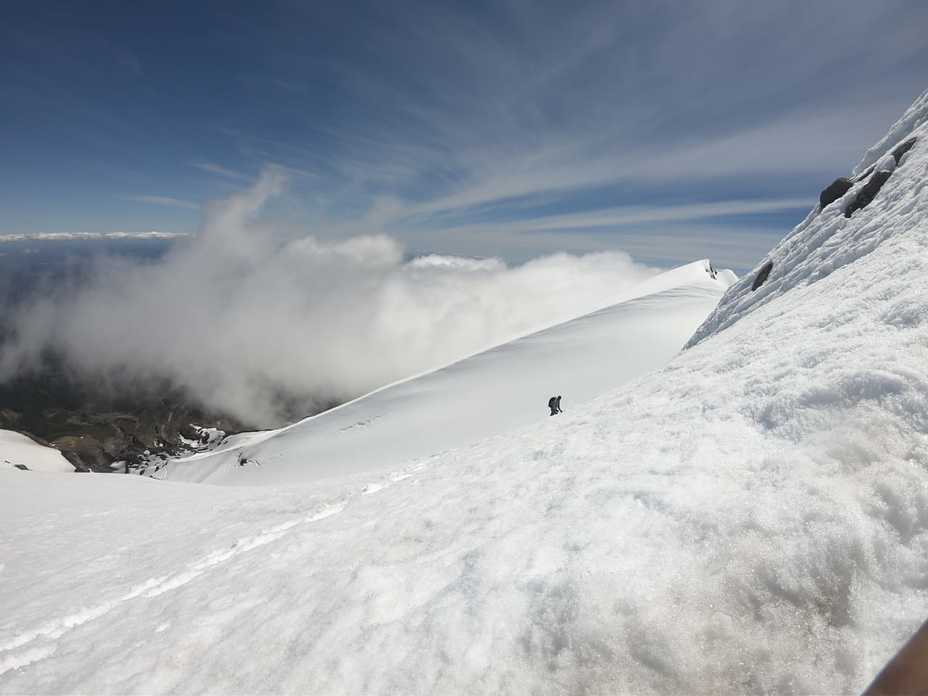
{"left": 845, "top": 170, "right": 893, "bottom": 218}
{"left": 820, "top": 177, "right": 853, "bottom": 210}
{"left": 751, "top": 261, "right": 774, "bottom": 291}
{"left": 820, "top": 137, "right": 916, "bottom": 216}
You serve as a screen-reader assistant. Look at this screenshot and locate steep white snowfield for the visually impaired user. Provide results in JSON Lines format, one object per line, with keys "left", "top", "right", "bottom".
{"left": 161, "top": 260, "right": 733, "bottom": 485}
{"left": 0, "top": 431, "right": 73, "bottom": 472}
{"left": 2, "top": 90, "right": 928, "bottom": 695}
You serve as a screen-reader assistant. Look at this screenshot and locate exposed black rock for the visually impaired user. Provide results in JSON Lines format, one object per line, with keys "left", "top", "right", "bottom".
{"left": 891, "top": 137, "right": 917, "bottom": 164}
{"left": 821, "top": 138, "right": 916, "bottom": 215}
{"left": 845, "top": 170, "right": 893, "bottom": 218}
{"left": 820, "top": 177, "right": 853, "bottom": 209}
{"left": 751, "top": 261, "right": 773, "bottom": 291}
{"left": 0, "top": 366, "right": 244, "bottom": 472}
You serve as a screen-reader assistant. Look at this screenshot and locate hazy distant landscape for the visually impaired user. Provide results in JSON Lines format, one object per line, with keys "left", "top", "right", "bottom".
{"left": 0, "top": 237, "right": 175, "bottom": 306}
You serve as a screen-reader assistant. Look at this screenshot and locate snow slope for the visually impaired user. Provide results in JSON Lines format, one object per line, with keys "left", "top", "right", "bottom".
{"left": 2, "top": 91, "right": 928, "bottom": 695}
{"left": 689, "top": 90, "right": 928, "bottom": 347}
{"left": 161, "top": 260, "right": 732, "bottom": 485}
{"left": 0, "top": 431, "right": 74, "bottom": 473}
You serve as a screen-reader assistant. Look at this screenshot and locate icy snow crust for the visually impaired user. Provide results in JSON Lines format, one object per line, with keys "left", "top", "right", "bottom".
{"left": 2, "top": 91, "right": 928, "bottom": 694}
{"left": 161, "top": 260, "right": 731, "bottom": 485}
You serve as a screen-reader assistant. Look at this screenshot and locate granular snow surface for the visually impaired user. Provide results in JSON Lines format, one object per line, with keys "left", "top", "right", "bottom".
{"left": 3, "top": 90, "right": 928, "bottom": 695}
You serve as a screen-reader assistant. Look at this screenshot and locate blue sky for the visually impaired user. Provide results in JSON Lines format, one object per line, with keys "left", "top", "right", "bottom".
{"left": 2, "top": 0, "right": 927, "bottom": 270}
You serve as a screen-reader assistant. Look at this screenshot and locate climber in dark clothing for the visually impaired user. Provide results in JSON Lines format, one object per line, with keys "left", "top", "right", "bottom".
{"left": 548, "top": 395, "right": 563, "bottom": 416}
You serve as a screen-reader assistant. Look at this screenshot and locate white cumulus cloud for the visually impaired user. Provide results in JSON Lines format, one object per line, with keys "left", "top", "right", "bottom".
{"left": 1, "top": 169, "right": 663, "bottom": 426}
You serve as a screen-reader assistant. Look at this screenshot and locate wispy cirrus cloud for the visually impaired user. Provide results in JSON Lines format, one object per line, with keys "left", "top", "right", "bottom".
{"left": 5, "top": 0, "right": 926, "bottom": 265}
{"left": 123, "top": 195, "right": 199, "bottom": 210}
{"left": 203, "top": 0, "right": 925, "bottom": 273}
{"left": 191, "top": 162, "right": 251, "bottom": 181}
{"left": 432, "top": 198, "right": 814, "bottom": 236}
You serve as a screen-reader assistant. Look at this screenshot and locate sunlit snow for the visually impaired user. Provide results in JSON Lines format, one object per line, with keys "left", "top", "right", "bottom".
{"left": 161, "top": 259, "right": 732, "bottom": 485}
{"left": 2, "top": 90, "right": 928, "bottom": 695}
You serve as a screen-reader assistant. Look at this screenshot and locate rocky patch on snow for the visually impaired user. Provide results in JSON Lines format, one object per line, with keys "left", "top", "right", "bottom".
{"left": 0, "top": 372, "right": 243, "bottom": 472}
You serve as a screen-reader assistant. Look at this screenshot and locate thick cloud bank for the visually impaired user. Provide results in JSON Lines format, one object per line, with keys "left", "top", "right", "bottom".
{"left": 1, "top": 171, "right": 661, "bottom": 426}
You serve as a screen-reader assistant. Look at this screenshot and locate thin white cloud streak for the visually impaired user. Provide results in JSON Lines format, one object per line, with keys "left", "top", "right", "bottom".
{"left": 124, "top": 195, "right": 199, "bottom": 210}
{"left": 191, "top": 161, "right": 251, "bottom": 181}
{"left": 631, "top": 103, "right": 911, "bottom": 182}
{"left": 0, "top": 170, "right": 665, "bottom": 427}
{"left": 433, "top": 198, "right": 813, "bottom": 235}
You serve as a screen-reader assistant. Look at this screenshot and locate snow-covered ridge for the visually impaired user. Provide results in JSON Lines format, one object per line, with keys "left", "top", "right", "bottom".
{"left": 160, "top": 259, "right": 734, "bottom": 484}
